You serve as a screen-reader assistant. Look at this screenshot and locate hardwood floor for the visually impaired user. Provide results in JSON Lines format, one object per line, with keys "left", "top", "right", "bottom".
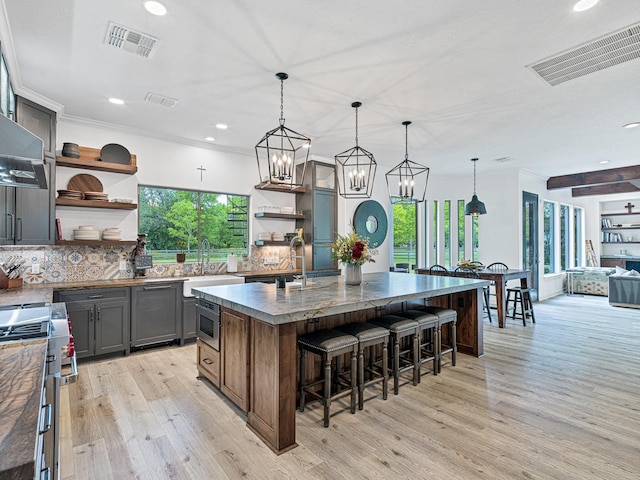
{"left": 60, "top": 295, "right": 640, "bottom": 479}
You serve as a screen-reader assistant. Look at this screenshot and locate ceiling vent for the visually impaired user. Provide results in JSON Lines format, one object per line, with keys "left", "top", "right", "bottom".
{"left": 104, "top": 21, "right": 159, "bottom": 58}
{"left": 528, "top": 22, "right": 640, "bottom": 86}
{"left": 145, "top": 92, "right": 178, "bottom": 108}
{"left": 494, "top": 156, "right": 513, "bottom": 163}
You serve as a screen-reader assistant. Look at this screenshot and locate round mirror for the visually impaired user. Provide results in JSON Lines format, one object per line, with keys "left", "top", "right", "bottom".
{"left": 353, "top": 200, "right": 387, "bottom": 247}
{"left": 366, "top": 215, "right": 378, "bottom": 234}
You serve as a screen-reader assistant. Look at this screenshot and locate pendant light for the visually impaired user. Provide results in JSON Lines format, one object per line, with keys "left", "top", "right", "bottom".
{"left": 255, "top": 72, "right": 311, "bottom": 190}
{"left": 464, "top": 157, "right": 487, "bottom": 216}
{"left": 385, "top": 121, "right": 429, "bottom": 204}
{"left": 335, "top": 101, "right": 377, "bottom": 198}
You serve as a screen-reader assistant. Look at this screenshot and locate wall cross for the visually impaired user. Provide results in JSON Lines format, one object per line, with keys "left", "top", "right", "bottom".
{"left": 625, "top": 202, "right": 635, "bottom": 213}
{"left": 197, "top": 165, "right": 206, "bottom": 182}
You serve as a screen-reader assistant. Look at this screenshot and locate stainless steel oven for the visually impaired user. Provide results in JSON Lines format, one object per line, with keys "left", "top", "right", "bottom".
{"left": 196, "top": 298, "right": 220, "bottom": 351}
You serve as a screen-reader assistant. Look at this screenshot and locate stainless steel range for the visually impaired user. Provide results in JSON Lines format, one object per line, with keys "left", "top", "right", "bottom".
{"left": 0, "top": 302, "right": 77, "bottom": 479}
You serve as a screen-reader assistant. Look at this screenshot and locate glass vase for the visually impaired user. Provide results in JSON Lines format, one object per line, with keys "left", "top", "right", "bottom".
{"left": 344, "top": 263, "right": 362, "bottom": 286}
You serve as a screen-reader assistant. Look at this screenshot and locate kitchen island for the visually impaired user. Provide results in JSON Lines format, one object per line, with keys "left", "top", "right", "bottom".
{"left": 193, "top": 271, "right": 488, "bottom": 454}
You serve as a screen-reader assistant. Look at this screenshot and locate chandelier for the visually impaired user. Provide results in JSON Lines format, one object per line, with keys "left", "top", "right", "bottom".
{"left": 255, "top": 72, "right": 311, "bottom": 190}
{"left": 335, "top": 101, "right": 377, "bottom": 198}
{"left": 385, "top": 121, "right": 429, "bottom": 204}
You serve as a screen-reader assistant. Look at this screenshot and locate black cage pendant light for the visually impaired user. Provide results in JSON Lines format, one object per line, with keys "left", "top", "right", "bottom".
{"left": 385, "top": 121, "right": 429, "bottom": 204}
{"left": 335, "top": 101, "right": 377, "bottom": 198}
{"left": 464, "top": 158, "right": 487, "bottom": 216}
{"left": 255, "top": 72, "right": 311, "bottom": 190}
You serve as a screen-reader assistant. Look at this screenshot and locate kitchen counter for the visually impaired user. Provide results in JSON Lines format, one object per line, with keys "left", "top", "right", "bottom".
{"left": 0, "top": 339, "right": 48, "bottom": 479}
{"left": 234, "top": 268, "right": 340, "bottom": 279}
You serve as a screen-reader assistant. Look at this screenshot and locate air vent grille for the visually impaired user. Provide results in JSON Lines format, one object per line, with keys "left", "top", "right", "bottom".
{"left": 528, "top": 22, "right": 640, "bottom": 86}
{"left": 145, "top": 92, "right": 178, "bottom": 108}
{"left": 104, "top": 22, "right": 159, "bottom": 58}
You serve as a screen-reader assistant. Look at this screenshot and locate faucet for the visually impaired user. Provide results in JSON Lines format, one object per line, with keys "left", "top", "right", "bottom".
{"left": 200, "top": 238, "right": 210, "bottom": 276}
{"left": 289, "top": 234, "right": 306, "bottom": 288}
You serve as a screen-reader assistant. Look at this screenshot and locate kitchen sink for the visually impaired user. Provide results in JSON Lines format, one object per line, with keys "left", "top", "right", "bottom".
{"left": 183, "top": 275, "right": 245, "bottom": 297}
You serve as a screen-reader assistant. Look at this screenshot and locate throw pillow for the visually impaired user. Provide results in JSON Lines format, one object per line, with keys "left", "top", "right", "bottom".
{"left": 614, "top": 266, "right": 628, "bottom": 276}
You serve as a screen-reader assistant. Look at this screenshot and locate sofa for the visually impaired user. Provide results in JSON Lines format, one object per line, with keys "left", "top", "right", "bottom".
{"left": 566, "top": 267, "right": 615, "bottom": 296}
{"left": 608, "top": 271, "right": 640, "bottom": 309}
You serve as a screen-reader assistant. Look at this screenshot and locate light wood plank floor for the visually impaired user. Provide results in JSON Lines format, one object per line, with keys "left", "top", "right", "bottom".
{"left": 60, "top": 295, "right": 640, "bottom": 480}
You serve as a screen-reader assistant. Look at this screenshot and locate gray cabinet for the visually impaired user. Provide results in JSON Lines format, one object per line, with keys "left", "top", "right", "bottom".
{"left": 296, "top": 161, "right": 338, "bottom": 271}
{"left": 131, "top": 283, "right": 182, "bottom": 348}
{"left": 182, "top": 296, "right": 196, "bottom": 342}
{"left": 57, "top": 288, "right": 130, "bottom": 358}
{"left": 1, "top": 98, "right": 56, "bottom": 245}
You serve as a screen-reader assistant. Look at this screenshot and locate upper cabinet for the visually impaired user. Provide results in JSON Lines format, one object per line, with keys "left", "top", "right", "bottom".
{"left": 16, "top": 96, "right": 56, "bottom": 159}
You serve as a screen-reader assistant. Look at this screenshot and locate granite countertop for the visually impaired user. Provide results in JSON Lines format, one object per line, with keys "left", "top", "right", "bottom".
{"left": 234, "top": 268, "right": 340, "bottom": 278}
{"left": 0, "top": 339, "right": 48, "bottom": 479}
{"left": 193, "top": 271, "right": 489, "bottom": 325}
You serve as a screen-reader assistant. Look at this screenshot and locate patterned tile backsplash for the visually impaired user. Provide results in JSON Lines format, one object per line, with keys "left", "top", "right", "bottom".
{"left": 0, "top": 245, "right": 295, "bottom": 285}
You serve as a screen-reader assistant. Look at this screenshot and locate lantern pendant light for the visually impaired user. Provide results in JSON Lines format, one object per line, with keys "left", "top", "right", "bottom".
{"left": 335, "top": 101, "right": 377, "bottom": 198}
{"left": 464, "top": 157, "right": 487, "bottom": 216}
{"left": 385, "top": 121, "right": 429, "bottom": 204}
{"left": 255, "top": 72, "right": 311, "bottom": 190}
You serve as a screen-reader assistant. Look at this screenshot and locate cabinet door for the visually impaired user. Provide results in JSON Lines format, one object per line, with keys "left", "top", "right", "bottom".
{"left": 95, "top": 298, "right": 130, "bottom": 355}
{"left": 16, "top": 96, "right": 56, "bottom": 158}
{"left": 14, "top": 159, "right": 55, "bottom": 245}
{"left": 131, "top": 284, "right": 181, "bottom": 347}
{"left": 65, "top": 301, "right": 94, "bottom": 359}
{"left": 313, "top": 190, "right": 336, "bottom": 243}
{"left": 0, "top": 186, "right": 15, "bottom": 245}
{"left": 313, "top": 242, "right": 336, "bottom": 270}
{"left": 183, "top": 297, "right": 196, "bottom": 341}
{"left": 221, "top": 307, "right": 249, "bottom": 412}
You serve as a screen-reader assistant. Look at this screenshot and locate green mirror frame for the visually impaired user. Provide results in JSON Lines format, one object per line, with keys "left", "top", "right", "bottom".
{"left": 353, "top": 200, "right": 388, "bottom": 247}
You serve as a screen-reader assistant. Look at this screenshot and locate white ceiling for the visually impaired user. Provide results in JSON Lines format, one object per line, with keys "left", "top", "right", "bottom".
{"left": 2, "top": 0, "right": 639, "bottom": 178}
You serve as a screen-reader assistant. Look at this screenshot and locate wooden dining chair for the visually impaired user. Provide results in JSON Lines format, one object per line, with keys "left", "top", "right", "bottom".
{"left": 486, "top": 262, "right": 509, "bottom": 318}
{"left": 454, "top": 267, "right": 492, "bottom": 321}
{"left": 429, "top": 264, "right": 450, "bottom": 275}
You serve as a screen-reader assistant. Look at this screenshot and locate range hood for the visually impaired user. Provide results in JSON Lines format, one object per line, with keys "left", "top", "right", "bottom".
{"left": 0, "top": 114, "right": 47, "bottom": 189}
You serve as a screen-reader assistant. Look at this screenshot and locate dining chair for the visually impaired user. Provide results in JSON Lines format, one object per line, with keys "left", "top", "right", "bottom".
{"left": 454, "top": 267, "right": 492, "bottom": 321}
{"left": 429, "top": 264, "right": 450, "bottom": 275}
{"left": 486, "top": 262, "right": 509, "bottom": 317}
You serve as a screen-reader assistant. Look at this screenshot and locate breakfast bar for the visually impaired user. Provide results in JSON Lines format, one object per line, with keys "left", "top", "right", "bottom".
{"left": 193, "top": 271, "right": 488, "bottom": 453}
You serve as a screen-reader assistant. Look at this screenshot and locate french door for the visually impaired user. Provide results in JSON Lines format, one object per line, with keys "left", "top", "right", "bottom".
{"left": 522, "top": 191, "right": 539, "bottom": 301}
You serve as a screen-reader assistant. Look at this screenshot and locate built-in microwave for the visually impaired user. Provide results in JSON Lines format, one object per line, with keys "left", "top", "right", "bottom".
{"left": 196, "top": 298, "right": 220, "bottom": 351}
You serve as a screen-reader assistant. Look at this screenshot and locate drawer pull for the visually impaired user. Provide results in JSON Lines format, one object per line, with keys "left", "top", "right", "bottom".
{"left": 143, "top": 285, "right": 171, "bottom": 291}
{"left": 87, "top": 294, "right": 104, "bottom": 299}
{"left": 40, "top": 403, "right": 52, "bottom": 434}
{"left": 202, "top": 358, "right": 213, "bottom": 365}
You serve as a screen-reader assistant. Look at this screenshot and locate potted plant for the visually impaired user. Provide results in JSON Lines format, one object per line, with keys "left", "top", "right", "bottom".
{"left": 330, "top": 227, "right": 377, "bottom": 285}
{"left": 176, "top": 241, "right": 186, "bottom": 263}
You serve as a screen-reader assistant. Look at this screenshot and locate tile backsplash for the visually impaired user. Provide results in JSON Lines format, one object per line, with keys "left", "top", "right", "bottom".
{"left": 0, "top": 245, "right": 294, "bottom": 285}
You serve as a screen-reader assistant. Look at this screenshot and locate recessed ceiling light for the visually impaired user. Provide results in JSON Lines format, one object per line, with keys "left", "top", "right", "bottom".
{"left": 108, "top": 97, "right": 125, "bottom": 105}
{"left": 623, "top": 122, "right": 640, "bottom": 129}
{"left": 205, "top": 137, "right": 215, "bottom": 142}
{"left": 573, "top": 0, "right": 598, "bottom": 12}
{"left": 215, "top": 124, "right": 228, "bottom": 130}
{"left": 144, "top": 1, "right": 167, "bottom": 16}
{"left": 599, "top": 160, "right": 610, "bottom": 164}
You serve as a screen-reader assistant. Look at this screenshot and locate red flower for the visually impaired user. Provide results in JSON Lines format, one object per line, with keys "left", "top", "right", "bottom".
{"left": 351, "top": 246, "right": 363, "bottom": 259}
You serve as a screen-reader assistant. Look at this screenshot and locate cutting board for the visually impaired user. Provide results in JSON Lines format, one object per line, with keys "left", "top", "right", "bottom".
{"left": 67, "top": 174, "right": 103, "bottom": 193}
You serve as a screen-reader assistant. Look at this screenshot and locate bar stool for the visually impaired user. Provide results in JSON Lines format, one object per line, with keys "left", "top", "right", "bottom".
{"left": 422, "top": 306, "right": 457, "bottom": 373}
{"left": 397, "top": 309, "right": 439, "bottom": 378}
{"left": 298, "top": 329, "right": 358, "bottom": 427}
{"left": 335, "top": 322, "right": 389, "bottom": 409}
{"left": 506, "top": 286, "right": 536, "bottom": 325}
{"left": 369, "top": 314, "right": 420, "bottom": 395}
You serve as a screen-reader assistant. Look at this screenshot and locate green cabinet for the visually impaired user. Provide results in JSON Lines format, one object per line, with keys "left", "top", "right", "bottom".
{"left": 131, "top": 283, "right": 182, "bottom": 348}
{"left": 57, "top": 288, "right": 130, "bottom": 358}
{"left": 296, "top": 161, "right": 338, "bottom": 271}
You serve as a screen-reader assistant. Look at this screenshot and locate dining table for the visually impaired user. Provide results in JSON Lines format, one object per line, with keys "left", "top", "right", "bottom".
{"left": 415, "top": 267, "right": 532, "bottom": 328}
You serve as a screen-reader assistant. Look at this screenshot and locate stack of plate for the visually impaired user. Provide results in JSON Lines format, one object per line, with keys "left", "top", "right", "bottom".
{"left": 57, "top": 189, "right": 83, "bottom": 199}
{"left": 84, "top": 191, "right": 109, "bottom": 201}
{"left": 102, "top": 228, "right": 122, "bottom": 241}
{"left": 73, "top": 225, "right": 100, "bottom": 240}
{"left": 272, "top": 232, "right": 285, "bottom": 242}
{"left": 280, "top": 206, "right": 294, "bottom": 214}
{"left": 258, "top": 232, "right": 272, "bottom": 241}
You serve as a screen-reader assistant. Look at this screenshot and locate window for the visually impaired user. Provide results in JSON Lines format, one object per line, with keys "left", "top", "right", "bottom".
{"left": 574, "top": 207, "right": 583, "bottom": 267}
{"left": 560, "top": 204, "right": 570, "bottom": 271}
{"left": 457, "top": 200, "right": 465, "bottom": 262}
{"left": 443, "top": 200, "right": 451, "bottom": 266}
{"left": 138, "top": 186, "right": 248, "bottom": 263}
{"left": 432, "top": 200, "right": 438, "bottom": 264}
{"left": 393, "top": 202, "right": 417, "bottom": 269}
{"left": 543, "top": 201, "right": 555, "bottom": 273}
{"left": 471, "top": 215, "right": 479, "bottom": 262}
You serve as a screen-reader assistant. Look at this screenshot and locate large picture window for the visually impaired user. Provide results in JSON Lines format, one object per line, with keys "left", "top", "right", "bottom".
{"left": 138, "top": 186, "right": 248, "bottom": 263}
{"left": 443, "top": 200, "right": 451, "bottom": 267}
{"left": 393, "top": 202, "right": 417, "bottom": 269}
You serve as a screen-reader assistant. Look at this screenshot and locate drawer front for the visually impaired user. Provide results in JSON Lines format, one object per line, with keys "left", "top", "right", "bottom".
{"left": 197, "top": 339, "right": 220, "bottom": 387}
{"left": 57, "top": 287, "right": 129, "bottom": 303}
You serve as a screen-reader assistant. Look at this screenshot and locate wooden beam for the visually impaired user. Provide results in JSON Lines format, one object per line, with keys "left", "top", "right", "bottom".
{"left": 547, "top": 165, "right": 640, "bottom": 190}
{"left": 571, "top": 182, "right": 640, "bottom": 197}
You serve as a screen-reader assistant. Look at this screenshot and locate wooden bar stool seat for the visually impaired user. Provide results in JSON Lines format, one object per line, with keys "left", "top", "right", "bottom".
{"left": 421, "top": 306, "right": 457, "bottom": 373}
{"left": 298, "top": 329, "right": 358, "bottom": 427}
{"left": 368, "top": 314, "right": 420, "bottom": 395}
{"left": 506, "top": 286, "right": 536, "bottom": 325}
{"left": 335, "top": 322, "right": 389, "bottom": 410}
{"left": 397, "top": 309, "right": 439, "bottom": 378}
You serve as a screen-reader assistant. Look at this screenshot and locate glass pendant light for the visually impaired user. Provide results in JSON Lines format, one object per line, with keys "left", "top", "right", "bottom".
{"left": 464, "top": 158, "right": 487, "bottom": 216}
{"left": 255, "top": 72, "right": 311, "bottom": 191}
{"left": 335, "top": 101, "right": 377, "bottom": 198}
{"left": 385, "top": 121, "right": 429, "bottom": 204}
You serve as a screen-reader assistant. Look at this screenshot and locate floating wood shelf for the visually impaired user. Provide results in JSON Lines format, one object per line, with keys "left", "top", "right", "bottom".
{"left": 255, "top": 183, "right": 305, "bottom": 194}
{"left": 56, "top": 198, "right": 137, "bottom": 210}
{"left": 602, "top": 241, "right": 640, "bottom": 244}
{"left": 56, "top": 145, "right": 137, "bottom": 174}
{"left": 602, "top": 227, "right": 640, "bottom": 230}
{"left": 56, "top": 240, "right": 137, "bottom": 246}
{"left": 601, "top": 212, "right": 639, "bottom": 217}
{"left": 254, "top": 212, "right": 305, "bottom": 220}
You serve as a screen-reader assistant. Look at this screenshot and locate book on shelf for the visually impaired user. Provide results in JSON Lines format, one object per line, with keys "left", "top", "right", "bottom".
{"left": 55, "top": 218, "right": 63, "bottom": 240}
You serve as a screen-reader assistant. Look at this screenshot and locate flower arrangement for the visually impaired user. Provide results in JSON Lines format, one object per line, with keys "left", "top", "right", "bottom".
{"left": 331, "top": 228, "right": 377, "bottom": 266}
